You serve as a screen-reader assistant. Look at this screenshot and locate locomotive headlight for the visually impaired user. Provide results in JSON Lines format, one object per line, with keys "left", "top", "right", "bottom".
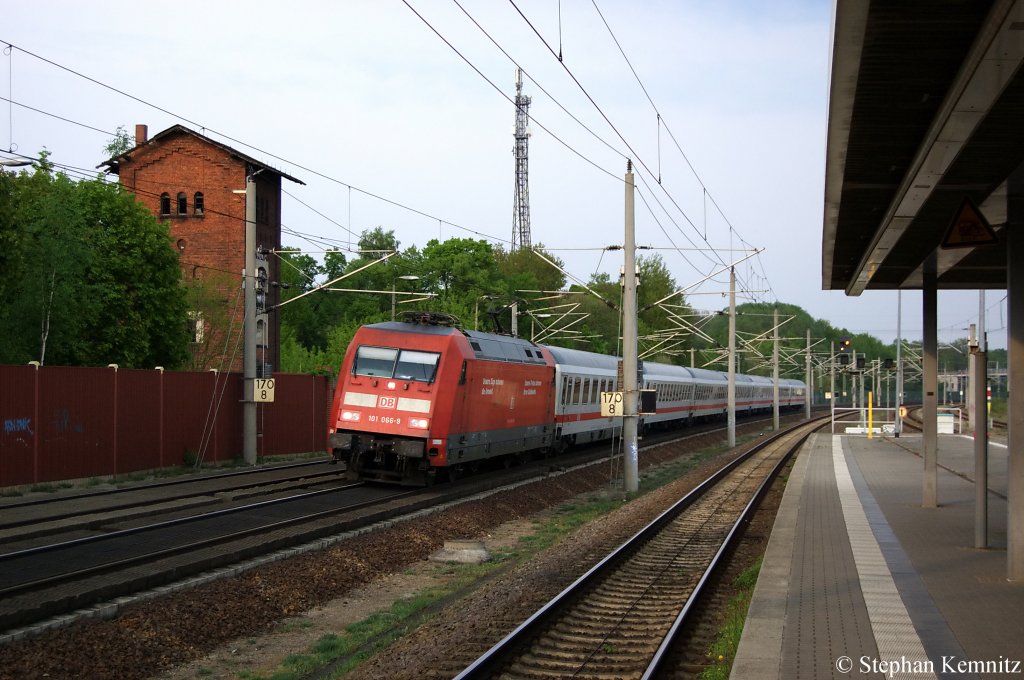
{"left": 341, "top": 410, "right": 362, "bottom": 422}
{"left": 409, "top": 418, "right": 430, "bottom": 430}
{"left": 386, "top": 381, "right": 397, "bottom": 390}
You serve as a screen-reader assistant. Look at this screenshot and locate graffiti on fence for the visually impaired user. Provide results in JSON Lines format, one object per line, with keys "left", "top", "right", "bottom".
{"left": 53, "top": 409, "right": 84, "bottom": 435}
{"left": 3, "top": 417, "right": 33, "bottom": 436}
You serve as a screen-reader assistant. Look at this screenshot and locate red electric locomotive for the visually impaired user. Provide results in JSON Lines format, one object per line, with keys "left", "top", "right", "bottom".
{"left": 328, "top": 313, "right": 557, "bottom": 485}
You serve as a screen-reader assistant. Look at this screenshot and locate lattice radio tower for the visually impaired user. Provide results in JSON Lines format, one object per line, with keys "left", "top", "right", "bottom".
{"left": 512, "top": 68, "right": 532, "bottom": 251}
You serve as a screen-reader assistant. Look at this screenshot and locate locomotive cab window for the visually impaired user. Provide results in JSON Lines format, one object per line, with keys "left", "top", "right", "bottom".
{"left": 353, "top": 346, "right": 441, "bottom": 383}
{"left": 354, "top": 346, "right": 398, "bottom": 377}
{"left": 394, "top": 350, "right": 440, "bottom": 382}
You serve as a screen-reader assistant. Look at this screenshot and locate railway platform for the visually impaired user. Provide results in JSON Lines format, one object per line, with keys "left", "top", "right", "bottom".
{"left": 732, "top": 432, "right": 1023, "bottom": 680}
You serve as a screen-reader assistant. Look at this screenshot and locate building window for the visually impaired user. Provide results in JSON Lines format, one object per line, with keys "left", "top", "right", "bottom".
{"left": 187, "top": 311, "right": 205, "bottom": 344}
{"left": 160, "top": 193, "right": 171, "bottom": 215}
{"left": 177, "top": 192, "right": 187, "bottom": 215}
{"left": 193, "top": 192, "right": 204, "bottom": 216}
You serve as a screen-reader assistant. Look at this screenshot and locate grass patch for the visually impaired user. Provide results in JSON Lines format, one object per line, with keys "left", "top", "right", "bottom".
{"left": 990, "top": 397, "right": 1007, "bottom": 422}
{"left": 237, "top": 568, "right": 500, "bottom": 680}
{"left": 699, "top": 557, "right": 762, "bottom": 680}
{"left": 637, "top": 436, "right": 753, "bottom": 494}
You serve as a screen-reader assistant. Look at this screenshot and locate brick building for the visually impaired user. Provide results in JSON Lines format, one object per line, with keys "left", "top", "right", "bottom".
{"left": 101, "top": 124, "right": 302, "bottom": 373}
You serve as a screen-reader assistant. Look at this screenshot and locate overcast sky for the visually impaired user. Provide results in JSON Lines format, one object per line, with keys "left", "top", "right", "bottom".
{"left": 2, "top": 1, "right": 1007, "bottom": 349}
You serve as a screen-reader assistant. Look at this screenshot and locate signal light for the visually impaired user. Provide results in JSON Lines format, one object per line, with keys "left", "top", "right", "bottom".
{"left": 838, "top": 338, "right": 852, "bottom": 352}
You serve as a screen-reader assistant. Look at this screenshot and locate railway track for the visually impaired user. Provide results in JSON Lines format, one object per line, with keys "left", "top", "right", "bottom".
{"left": 0, "top": 411, "right": 807, "bottom": 641}
{"left": 455, "top": 416, "right": 827, "bottom": 680}
{"left": 0, "top": 482, "right": 429, "bottom": 633}
{"left": 0, "top": 459, "right": 340, "bottom": 540}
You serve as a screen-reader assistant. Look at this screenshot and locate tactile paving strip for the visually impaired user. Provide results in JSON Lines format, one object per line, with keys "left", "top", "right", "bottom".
{"left": 832, "top": 435, "right": 937, "bottom": 680}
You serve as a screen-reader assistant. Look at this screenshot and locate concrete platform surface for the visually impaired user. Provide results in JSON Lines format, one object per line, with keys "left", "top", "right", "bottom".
{"left": 732, "top": 432, "right": 1024, "bottom": 680}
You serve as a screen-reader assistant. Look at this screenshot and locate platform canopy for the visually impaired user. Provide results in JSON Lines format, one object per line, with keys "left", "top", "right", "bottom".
{"left": 823, "top": 0, "right": 1024, "bottom": 295}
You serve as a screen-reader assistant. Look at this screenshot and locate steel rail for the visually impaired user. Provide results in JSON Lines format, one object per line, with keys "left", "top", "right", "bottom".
{"left": 0, "top": 458, "right": 333, "bottom": 514}
{"left": 0, "top": 466, "right": 345, "bottom": 534}
{"left": 455, "top": 415, "right": 829, "bottom": 680}
{"left": 0, "top": 482, "right": 364, "bottom": 562}
{"left": 641, "top": 417, "right": 825, "bottom": 678}
{"left": 0, "top": 486, "right": 417, "bottom": 601}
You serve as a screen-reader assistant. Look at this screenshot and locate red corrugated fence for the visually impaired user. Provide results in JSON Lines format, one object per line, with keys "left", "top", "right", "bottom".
{"left": 0, "top": 365, "right": 328, "bottom": 487}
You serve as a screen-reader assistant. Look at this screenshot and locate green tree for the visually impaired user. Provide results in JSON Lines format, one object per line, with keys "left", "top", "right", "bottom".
{"left": 495, "top": 244, "right": 566, "bottom": 295}
{"left": 0, "top": 161, "right": 189, "bottom": 367}
{"left": 420, "top": 237, "right": 499, "bottom": 299}
{"left": 78, "top": 179, "right": 189, "bottom": 367}
{"left": 277, "top": 248, "right": 327, "bottom": 351}
{"left": 103, "top": 125, "right": 135, "bottom": 159}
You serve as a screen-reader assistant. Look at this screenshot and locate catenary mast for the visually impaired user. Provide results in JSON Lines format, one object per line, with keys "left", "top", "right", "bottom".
{"left": 512, "top": 68, "right": 532, "bottom": 251}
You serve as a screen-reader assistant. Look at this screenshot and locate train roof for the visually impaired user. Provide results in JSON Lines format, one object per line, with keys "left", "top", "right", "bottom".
{"left": 362, "top": 321, "right": 549, "bottom": 365}
{"left": 642, "top": 362, "right": 695, "bottom": 381}
{"left": 541, "top": 344, "right": 620, "bottom": 371}
{"left": 684, "top": 366, "right": 730, "bottom": 383}
{"left": 361, "top": 322, "right": 808, "bottom": 387}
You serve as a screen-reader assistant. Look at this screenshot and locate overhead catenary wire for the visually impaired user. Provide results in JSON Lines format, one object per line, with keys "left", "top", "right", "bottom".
{"left": 5, "top": 33, "right": 731, "bottom": 292}
{"left": 399, "top": 1, "right": 621, "bottom": 184}
{"left": 507, "top": 0, "right": 725, "bottom": 263}
{"left": 450, "top": 0, "right": 629, "bottom": 165}
{"left": 4, "top": 27, "right": 770, "bottom": 306}
{"left": 440, "top": 0, "right": 761, "bottom": 297}
{"left": 516, "top": 2, "right": 774, "bottom": 299}
{"left": 0, "top": 40, "right": 512, "bottom": 250}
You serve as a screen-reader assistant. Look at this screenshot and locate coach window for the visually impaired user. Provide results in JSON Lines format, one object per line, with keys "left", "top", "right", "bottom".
{"left": 353, "top": 346, "right": 398, "bottom": 377}
{"left": 572, "top": 377, "right": 582, "bottom": 405}
{"left": 395, "top": 350, "right": 440, "bottom": 383}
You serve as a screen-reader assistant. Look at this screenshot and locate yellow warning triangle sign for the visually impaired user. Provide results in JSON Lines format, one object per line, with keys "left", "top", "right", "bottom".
{"left": 942, "top": 197, "right": 998, "bottom": 249}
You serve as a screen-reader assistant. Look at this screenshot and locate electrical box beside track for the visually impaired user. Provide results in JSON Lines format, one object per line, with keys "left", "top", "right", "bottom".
{"left": 639, "top": 389, "right": 657, "bottom": 415}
